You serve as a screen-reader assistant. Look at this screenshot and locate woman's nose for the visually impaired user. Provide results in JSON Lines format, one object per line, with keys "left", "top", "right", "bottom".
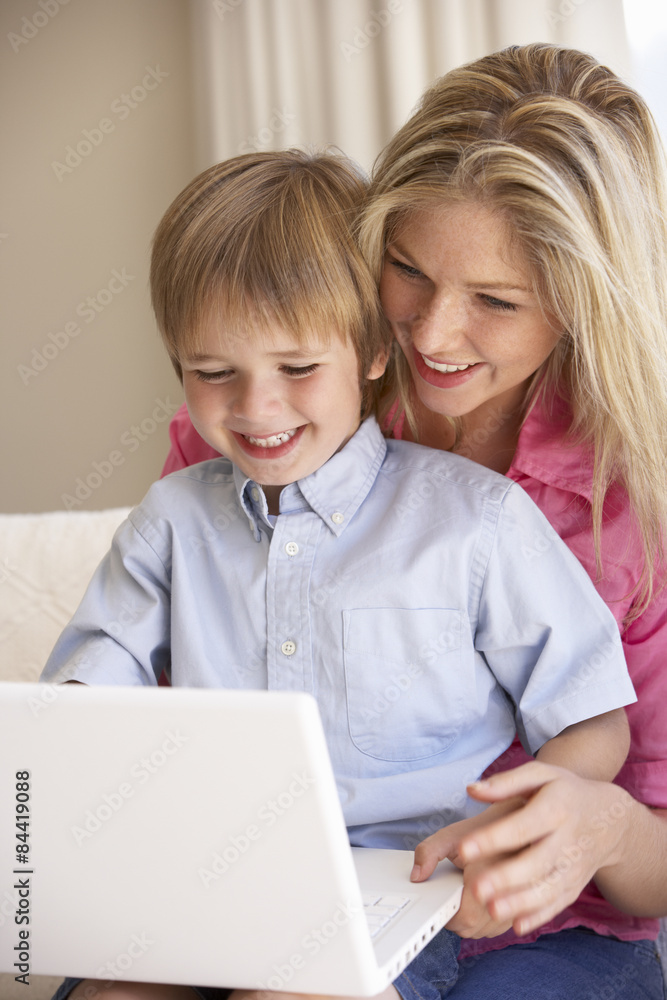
{"left": 410, "top": 294, "right": 469, "bottom": 357}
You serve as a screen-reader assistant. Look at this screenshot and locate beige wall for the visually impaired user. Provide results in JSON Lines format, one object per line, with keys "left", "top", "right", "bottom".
{"left": 1, "top": 0, "right": 194, "bottom": 513}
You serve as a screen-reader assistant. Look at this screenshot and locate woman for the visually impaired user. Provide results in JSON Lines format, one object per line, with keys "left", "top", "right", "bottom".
{"left": 77, "top": 43, "right": 666, "bottom": 1000}
{"left": 354, "top": 42, "right": 667, "bottom": 997}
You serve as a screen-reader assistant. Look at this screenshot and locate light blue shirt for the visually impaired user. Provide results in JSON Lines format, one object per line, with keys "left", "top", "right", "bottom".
{"left": 42, "top": 417, "right": 635, "bottom": 849}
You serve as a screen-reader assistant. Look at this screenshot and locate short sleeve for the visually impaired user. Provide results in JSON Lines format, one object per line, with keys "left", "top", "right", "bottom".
{"left": 40, "top": 511, "right": 172, "bottom": 687}
{"left": 474, "top": 482, "right": 637, "bottom": 754}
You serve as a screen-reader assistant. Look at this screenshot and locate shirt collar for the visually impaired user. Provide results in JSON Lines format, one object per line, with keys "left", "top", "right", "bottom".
{"left": 509, "top": 389, "right": 595, "bottom": 502}
{"left": 233, "top": 417, "right": 387, "bottom": 538}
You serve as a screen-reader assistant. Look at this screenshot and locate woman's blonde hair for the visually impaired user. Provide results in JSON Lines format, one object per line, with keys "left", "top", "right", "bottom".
{"left": 151, "top": 149, "right": 390, "bottom": 419}
{"left": 360, "top": 43, "right": 667, "bottom": 612}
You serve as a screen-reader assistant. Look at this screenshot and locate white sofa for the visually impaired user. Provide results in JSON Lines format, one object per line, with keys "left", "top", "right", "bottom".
{"left": 1, "top": 508, "right": 665, "bottom": 999}
{"left": 0, "top": 507, "right": 131, "bottom": 1000}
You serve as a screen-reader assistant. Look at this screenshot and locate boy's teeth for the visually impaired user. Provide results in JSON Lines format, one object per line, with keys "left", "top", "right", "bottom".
{"left": 245, "top": 429, "right": 298, "bottom": 448}
{"left": 422, "top": 356, "right": 472, "bottom": 373}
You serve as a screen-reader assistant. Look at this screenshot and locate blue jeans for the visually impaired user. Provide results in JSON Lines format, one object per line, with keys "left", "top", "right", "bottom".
{"left": 50, "top": 928, "right": 666, "bottom": 1000}
{"left": 396, "top": 928, "right": 665, "bottom": 1000}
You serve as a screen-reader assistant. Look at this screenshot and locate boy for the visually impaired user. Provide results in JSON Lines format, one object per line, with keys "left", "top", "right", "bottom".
{"left": 44, "top": 151, "right": 634, "bottom": 1000}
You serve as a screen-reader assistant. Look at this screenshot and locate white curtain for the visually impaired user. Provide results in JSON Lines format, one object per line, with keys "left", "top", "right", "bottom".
{"left": 189, "top": 0, "right": 631, "bottom": 173}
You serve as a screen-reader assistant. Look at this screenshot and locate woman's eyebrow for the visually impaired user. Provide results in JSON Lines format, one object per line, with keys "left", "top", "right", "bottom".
{"left": 466, "top": 281, "right": 531, "bottom": 293}
{"left": 389, "top": 242, "right": 531, "bottom": 294}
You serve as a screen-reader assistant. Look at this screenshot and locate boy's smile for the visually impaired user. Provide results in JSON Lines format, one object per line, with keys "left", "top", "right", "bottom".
{"left": 181, "top": 322, "right": 385, "bottom": 514}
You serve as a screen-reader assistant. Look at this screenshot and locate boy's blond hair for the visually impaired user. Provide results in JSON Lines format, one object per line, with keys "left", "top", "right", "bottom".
{"left": 360, "top": 43, "right": 667, "bottom": 613}
{"left": 150, "top": 149, "right": 390, "bottom": 419}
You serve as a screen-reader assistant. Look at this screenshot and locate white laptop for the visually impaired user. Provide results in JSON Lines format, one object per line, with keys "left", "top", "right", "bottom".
{"left": 0, "top": 682, "right": 463, "bottom": 995}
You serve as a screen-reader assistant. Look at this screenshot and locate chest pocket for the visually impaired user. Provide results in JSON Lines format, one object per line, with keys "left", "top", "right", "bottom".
{"left": 343, "top": 607, "right": 466, "bottom": 761}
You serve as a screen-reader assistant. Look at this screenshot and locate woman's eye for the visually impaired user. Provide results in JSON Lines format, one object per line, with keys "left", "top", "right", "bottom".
{"left": 389, "top": 258, "right": 424, "bottom": 279}
{"left": 481, "top": 294, "right": 517, "bottom": 312}
{"left": 281, "top": 363, "right": 319, "bottom": 377}
{"left": 194, "top": 369, "right": 232, "bottom": 383}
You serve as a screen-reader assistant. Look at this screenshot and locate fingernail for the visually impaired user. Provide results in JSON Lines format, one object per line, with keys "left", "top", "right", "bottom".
{"left": 410, "top": 864, "right": 421, "bottom": 881}
{"left": 476, "top": 879, "right": 492, "bottom": 903}
{"left": 461, "top": 840, "right": 480, "bottom": 861}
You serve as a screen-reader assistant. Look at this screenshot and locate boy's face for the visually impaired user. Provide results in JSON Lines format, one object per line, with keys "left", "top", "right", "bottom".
{"left": 180, "top": 321, "right": 386, "bottom": 514}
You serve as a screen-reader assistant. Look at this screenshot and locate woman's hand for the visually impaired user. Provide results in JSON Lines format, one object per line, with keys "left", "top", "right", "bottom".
{"left": 411, "top": 762, "right": 631, "bottom": 938}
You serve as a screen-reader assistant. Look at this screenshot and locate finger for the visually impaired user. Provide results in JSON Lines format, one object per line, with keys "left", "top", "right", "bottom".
{"left": 467, "top": 832, "right": 596, "bottom": 916}
{"left": 412, "top": 829, "right": 460, "bottom": 881}
{"left": 446, "top": 906, "right": 514, "bottom": 939}
{"left": 444, "top": 879, "right": 514, "bottom": 939}
{"left": 467, "top": 761, "right": 561, "bottom": 803}
{"left": 485, "top": 872, "right": 584, "bottom": 938}
{"left": 459, "top": 791, "right": 564, "bottom": 863}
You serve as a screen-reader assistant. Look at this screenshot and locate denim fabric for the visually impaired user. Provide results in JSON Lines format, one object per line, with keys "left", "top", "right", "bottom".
{"left": 394, "top": 928, "right": 462, "bottom": 1000}
{"left": 394, "top": 928, "right": 665, "bottom": 1000}
{"left": 50, "top": 979, "right": 232, "bottom": 999}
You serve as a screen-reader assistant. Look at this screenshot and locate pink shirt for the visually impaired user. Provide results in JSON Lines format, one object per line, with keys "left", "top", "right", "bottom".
{"left": 162, "top": 398, "right": 667, "bottom": 945}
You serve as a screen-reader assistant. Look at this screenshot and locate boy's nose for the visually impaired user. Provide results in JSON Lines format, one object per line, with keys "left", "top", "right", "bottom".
{"left": 231, "top": 378, "right": 281, "bottom": 423}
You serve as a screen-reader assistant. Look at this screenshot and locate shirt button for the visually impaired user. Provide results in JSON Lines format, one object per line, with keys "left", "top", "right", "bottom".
{"left": 331, "top": 511, "right": 344, "bottom": 525}
{"left": 285, "top": 541, "right": 299, "bottom": 557}
{"left": 281, "top": 640, "right": 297, "bottom": 656}
{"left": 250, "top": 487, "right": 260, "bottom": 502}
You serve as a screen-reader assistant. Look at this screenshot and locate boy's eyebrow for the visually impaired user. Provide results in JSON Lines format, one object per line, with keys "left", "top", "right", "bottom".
{"left": 184, "top": 348, "right": 327, "bottom": 364}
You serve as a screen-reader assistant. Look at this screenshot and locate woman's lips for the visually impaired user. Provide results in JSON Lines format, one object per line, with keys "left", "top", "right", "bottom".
{"left": 413, "top": 348, "right": 482, "bottom": 388}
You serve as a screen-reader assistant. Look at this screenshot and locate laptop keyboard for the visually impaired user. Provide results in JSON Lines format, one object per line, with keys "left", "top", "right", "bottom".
{"left": 361, "top": 891, "right": 411, "bottom": 938}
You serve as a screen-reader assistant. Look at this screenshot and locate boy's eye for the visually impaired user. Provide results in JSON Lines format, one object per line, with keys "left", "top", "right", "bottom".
{"left": 194, "top": 369, "right": 232, "bottom": 383}
{"left": 281, "top": 363, "right": 319, "bottom": 377}
{"left": 480, "top": 294, "right": 517, "bottom": 312}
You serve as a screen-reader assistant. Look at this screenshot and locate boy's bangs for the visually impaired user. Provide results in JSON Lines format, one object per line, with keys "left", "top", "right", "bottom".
{"left": 179, "top": 226, "right": 362, "bottom": 358}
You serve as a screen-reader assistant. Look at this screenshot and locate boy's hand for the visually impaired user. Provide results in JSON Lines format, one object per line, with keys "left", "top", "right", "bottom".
{"left": 410, "top": 797, "right": 526, "bottom": 939}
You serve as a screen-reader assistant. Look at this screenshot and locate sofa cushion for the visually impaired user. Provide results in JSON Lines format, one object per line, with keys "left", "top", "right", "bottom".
{"left": 0, "top": 508, "right": 131, "bottom": 683}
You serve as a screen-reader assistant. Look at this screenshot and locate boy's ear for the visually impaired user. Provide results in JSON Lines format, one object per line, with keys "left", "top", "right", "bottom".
{"left": 367, "top": 349, "right": 390, "bottom": 381}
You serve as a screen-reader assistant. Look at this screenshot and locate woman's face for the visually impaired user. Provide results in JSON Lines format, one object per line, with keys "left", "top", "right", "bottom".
{"left": 380, "top": 201, "right": 562, "bottom": 427}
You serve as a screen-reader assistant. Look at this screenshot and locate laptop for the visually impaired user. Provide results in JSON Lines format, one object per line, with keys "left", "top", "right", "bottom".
{"left": 0, "top": 682, "right": 463, "bottom": 995}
